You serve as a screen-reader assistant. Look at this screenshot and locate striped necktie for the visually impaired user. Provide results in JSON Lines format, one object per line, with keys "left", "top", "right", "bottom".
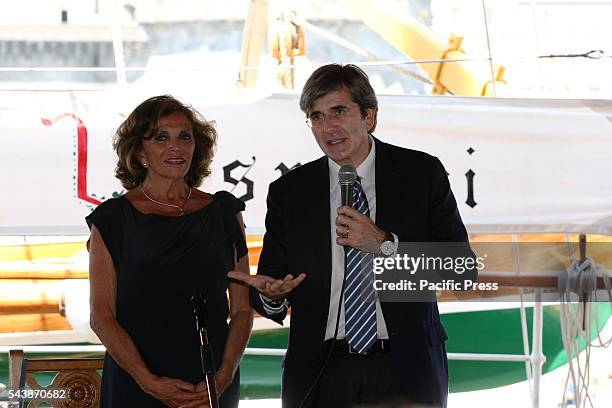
{"left": 344, "top": 178, "right": 377, "bottom": 353}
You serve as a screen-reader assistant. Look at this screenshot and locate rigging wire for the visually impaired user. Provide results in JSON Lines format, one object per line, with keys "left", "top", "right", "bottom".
{"left": 0, "top": 50, "right": 608, "bottom": 74}
{"left": 529, "top": 0, "right": 546, "bottom": 94}
{"left": 538, "top": 50, "right": 606, "bottom": 59}
{"left": 480, "top": 0, "right": 497, "bottom": 96}
{"left": 289, "top": 15, "right": 434, "bottom": 86}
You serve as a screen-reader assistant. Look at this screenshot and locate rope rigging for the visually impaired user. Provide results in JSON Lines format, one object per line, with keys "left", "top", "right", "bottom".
{"left": 558, "top": 255, "right": 612, "bottom": 408}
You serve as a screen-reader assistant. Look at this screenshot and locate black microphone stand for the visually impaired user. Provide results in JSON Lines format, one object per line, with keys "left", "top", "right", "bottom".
{"left": 191, "top": 293, "right": 219, "bottom": 408}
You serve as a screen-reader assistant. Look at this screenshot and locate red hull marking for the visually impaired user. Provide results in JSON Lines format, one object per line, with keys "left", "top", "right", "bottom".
{"left": 41, "top": 114, "right": 102, "bottom": 206}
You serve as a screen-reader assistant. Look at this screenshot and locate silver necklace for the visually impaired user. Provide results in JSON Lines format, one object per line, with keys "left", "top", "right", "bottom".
{"left": 141, "top": 186, "right": 192, "bottom": 216}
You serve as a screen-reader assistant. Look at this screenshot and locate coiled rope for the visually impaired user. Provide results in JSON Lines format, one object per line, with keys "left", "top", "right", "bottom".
{"left": 558, "top": 258, "right": 612, "bottom": 408}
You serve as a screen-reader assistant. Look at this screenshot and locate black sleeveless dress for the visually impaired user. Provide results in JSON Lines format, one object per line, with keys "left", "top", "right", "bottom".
{"left": 86, "top": 191, "right": 247, "bottom": 407}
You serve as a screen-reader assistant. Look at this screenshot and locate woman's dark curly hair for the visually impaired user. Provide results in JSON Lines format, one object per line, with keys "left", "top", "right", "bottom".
{"left": 113, "top": 95, "right": 217, "bottom": 189}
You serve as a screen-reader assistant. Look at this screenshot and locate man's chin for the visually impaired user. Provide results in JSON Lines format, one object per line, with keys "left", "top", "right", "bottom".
{"left": 326, "top": 153, "right": 352, "bottom": 165}
{"left": 322, "top": 148, "right": 350, "bottom": 164}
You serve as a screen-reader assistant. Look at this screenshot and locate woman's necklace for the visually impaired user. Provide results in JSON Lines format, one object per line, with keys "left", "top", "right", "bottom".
{"left": 141, "top": 186, "right": 192, "bottom": 216}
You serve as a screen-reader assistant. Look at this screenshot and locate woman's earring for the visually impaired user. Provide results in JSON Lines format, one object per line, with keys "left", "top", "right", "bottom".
{"left": 143, "top": 161, "right": 148, "bottom": 168}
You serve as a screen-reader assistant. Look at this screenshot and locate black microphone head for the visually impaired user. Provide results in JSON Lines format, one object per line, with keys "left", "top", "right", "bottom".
{"left": 338, "top": 164, "right": 357, "bottom": 186}
{"left": 338, "top": 164, "right": 357, "bottom": 208}
{"left": 191, "top": 293, "right": 207, "bottom": 311}
{"left": 191, "top": 293, "right": 208, "bottom": 329}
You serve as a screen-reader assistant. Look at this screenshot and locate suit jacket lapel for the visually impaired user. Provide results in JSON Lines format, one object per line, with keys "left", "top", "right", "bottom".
{"left": 374, "top": 137, "right": 399, "bottom": 230}
{"left": 304, "top": 157, "right": 333, "bottom": 310}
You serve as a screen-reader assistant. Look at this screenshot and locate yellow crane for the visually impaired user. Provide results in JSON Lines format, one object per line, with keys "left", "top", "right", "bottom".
{"left": 343, "top": 0, "right": 506, "bottom": 96}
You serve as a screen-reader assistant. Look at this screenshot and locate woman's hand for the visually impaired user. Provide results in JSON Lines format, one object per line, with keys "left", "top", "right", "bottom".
{"left": 179, "top": 368, "right": 234, "bottom": 408}
{"left": 140, "top": 375, "right": 198, "bottom": 407}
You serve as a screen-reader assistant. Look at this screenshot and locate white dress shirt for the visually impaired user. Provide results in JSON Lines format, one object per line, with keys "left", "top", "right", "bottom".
{"left": 325, "top": 139, "right": 396, "bottom": 340}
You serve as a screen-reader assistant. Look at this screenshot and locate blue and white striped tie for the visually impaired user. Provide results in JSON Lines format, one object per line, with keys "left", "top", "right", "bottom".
{"left": 344, "top": 178, "right": 377, "bottom": 354}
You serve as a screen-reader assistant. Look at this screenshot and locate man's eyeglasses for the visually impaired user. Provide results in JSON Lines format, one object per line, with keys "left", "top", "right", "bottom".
{"left": 305, "top": 107, "right": 350, "bottom": 128}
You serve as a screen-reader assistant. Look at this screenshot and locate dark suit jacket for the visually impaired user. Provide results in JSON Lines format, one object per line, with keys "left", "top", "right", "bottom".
{"left": 251, "top": 137, "right": 469, "bottom": 407}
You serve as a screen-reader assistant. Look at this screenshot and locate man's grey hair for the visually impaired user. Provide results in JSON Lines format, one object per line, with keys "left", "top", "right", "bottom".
{"left": 299, "top": 63, "right": 378, "bottom": 132}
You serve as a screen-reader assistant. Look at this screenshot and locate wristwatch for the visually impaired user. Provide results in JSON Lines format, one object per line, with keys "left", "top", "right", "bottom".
{"left": 379, "top": 232, "right": 395, "bottom": 256}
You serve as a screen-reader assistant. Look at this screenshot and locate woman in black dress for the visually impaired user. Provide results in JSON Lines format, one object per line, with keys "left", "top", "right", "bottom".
{"left": 87, "top": 95, "right": 253, "bottom": 407}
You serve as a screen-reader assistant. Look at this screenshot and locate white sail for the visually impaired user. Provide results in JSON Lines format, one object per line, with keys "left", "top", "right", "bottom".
{"left": 0, "top": 91, "right": 611, "bottom": 236}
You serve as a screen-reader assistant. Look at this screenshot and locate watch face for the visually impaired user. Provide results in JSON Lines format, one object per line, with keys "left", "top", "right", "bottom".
{"left": 380, "top": 241, "right": 394, "bottom": 256}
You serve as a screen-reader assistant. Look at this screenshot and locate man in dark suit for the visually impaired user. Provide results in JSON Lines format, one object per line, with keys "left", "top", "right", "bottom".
{"left": 229, "top": 64, "right": 469, "bottom": 407}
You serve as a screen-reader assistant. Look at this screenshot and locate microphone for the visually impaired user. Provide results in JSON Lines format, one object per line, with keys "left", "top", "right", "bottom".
{"left": 338, "top": 164, "right": 357, "bottom": 208}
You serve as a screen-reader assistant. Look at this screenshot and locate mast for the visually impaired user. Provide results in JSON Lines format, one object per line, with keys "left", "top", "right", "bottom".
{"left": 237, "top": 0, "right": 270, "bottom": 88}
